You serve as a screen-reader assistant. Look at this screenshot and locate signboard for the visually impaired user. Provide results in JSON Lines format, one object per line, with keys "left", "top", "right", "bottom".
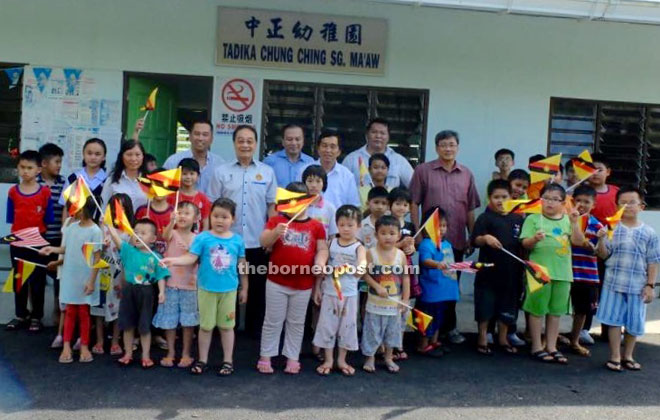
{"left": 211, "top": 76, "right": 263, "bottom": 160}
{"left": 216, "top": 7, "right": 387, "bottom": 76}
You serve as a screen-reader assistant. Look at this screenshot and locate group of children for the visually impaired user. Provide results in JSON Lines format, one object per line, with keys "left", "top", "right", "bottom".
{"left": 4, "top": 140, "right": 659, "bottom": 376}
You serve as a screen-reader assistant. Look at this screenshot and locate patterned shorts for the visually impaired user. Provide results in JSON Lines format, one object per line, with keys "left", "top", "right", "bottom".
{"left": 361, "top": 311, "right": 402, "bottom": 356}
{"left": 198, "top": 289, "right": 237, "bottom": 331}
{"left": 596, "top": 288, "right": 647, "bottom": 337}
{"left": 313, "top": 294, "right": 359, "bottom": 351}
{"left": 152, "top": 287, "right": 199, "bottom": 329}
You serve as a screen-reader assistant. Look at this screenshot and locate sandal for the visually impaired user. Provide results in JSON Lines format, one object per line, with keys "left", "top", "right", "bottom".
{"left": 392, "top": 349, "right": 409, "bottom": 361}
{"left": 549, "top": 351, "right": 568, "bottom": 364}
{"left": 362, "top": 360, "right": 376, "bottom": 373}
{"left": 531, "top": 350, "right": 553, "bottom": 363}
{"left": 339, "top": 365, "right": 355, "bottom": 377}
{"left": 416, "top": 344, "right": 443, "bottom": 358}
{"left": 622, "top": 359, "right": 642, "bottom": 371}
{"left": 160, "top": 357, "right": 175, "bottom": 368}
{"left": 110, "top": 345, "right": 123, "bottom": 356}
{"left": 5, "top": 318, "right": 27, "bottom": 331}
{"left": 28, "top": 319, "right": 42, "bottom": 332}
{"left": 605, "top": 360, "right": 623, "bottom": 372}
{"left": 79, "top": 353, "right": 94, "bottom": 363}
{"left": 316, "top": 365, "right": 332, "bottom": 376}
{"left": 498, "top": 344, "right": 518, "bottom": 355}
{"left": 191, "top": 361, "right": 208, "bottom": 375}
{"left": 178, "top": 357, "right": 194, "bottom": 368}
{"left": 284, "top": 359, "right": 301, "bottom": 375}
{"left": 141, "top": 358, "right": 155, "bottom": 369}
{"left": 384, "top": 359, "right": 400, "bottom": 374}
{"left": 569, "top": 344, "right": 591, "bottom": 357}
{"left": 217, "top": 362, "right": 234, "bottom": 376}
{"left": 58, "top": 353, "right": 74, "bottom": 364}
{"left": 117, "top": 355, "right": 133, "bottom": 366}
{"left": 256, "top": 359, "right": 274, "bottom": 374}
{"left": 92, "top": 344, "right": 105, "bottom": 355}
{"left": 477, "top": 345, "right": 493, "bottom": 356}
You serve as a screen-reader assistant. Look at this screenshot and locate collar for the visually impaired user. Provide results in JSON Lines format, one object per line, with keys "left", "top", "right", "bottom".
{"left": 80, "top": 167, "right": 107, "bottom": 180}
{"left": 311, "top": 195, "right": 325, "bottom": 208}
{"left": 430, "top": 159, "right": 461, "bottom": 172}
{"left": 121, "top": 170, "right": 141, "bottom": 181}
{"left": 276, "top": 149, "right": 309, "bottom": 163}
{"left": 361, "top": 144, "right": 395, "bottom": 158}
{"left": 315, "top": 160, "right": 338, "bottom": 175}
{"left": 231, "top": 158, "right": 256, "bottom": 167}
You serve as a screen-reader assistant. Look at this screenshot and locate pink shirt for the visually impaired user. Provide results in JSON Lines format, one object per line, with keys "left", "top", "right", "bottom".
{"left": 164, "top": 230, "right": 197, "bottom": 290}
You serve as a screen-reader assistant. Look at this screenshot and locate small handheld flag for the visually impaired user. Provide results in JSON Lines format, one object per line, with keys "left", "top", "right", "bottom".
{"left": 525, "top": 260, "right": 551, "bottom": 294}
{"left": 406, "top": 308, "right": 433, "bottom": 335}
{"left": 503, "top": 198, "right": 542, "bottom": 215}
{"left": 1, "top": 227, "right": 49, "bottom": 248}
{"left": 570, "top": 150, "right": 598, "bottom": 181}
{"left": 448, "top": 261, "right": 494, "bottom": 273}
{"left": 104, "top": 199, "right": 135, "bottom": 236}
{"left": 604, "top": 205, "right": 626, "bottom": 239}
{"left": 332, "top": 265, "right": 349, "bottom": 301}
{"left": 414, "top": 208, "right": 441, "bottom": 248}
{"left": 10, "top": 259, "right": 38, "bottom": 294}
{"left": 147, "top": 167, "right": 181, "bottom": 191}
{"left": 138, "top": 176, "right": 175, "bottom": 198}
{"left": 275, "top": 188, "right": 318, "bottom": 214}
{"left": 529, "top": 154, "right": 561, "bottom": 184}
{"left": 62, "top": 178, "right": 91, "bottom": 216}
{"left": 140, "top": 87, "right": 159, "bottom": 111}
{"left": 81, "top": 243, "right": 109, "bottom": 269}
{"left": 358, "top": 157, "right": 369, "bottom": 187}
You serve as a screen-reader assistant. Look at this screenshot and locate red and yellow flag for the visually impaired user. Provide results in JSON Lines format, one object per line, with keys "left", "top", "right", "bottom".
{"left": 104, "top": 199, "right": 135, "bottom": 236}
{"left": 358, "top": 156, "right": 369, "bottom": 187}
{"left": 138, "top": 177, "right": 174, "bottom": 198}
{"left": 62, "top": 178, "right": 91, "bottom": 216}
{"left": 527, "top": 181, "right": 544, "bottom": 200}
{"left": 605, "top": 205, "right": 626, "bottom": 239}
{"left": 406, "top": 308, "right": 433, "bottom": 335}
{"left": 525, "top": 260, "right": 551, "bottom": 294}
{"left": 81, "top": 243, "right": 109, "bottom": 269}
{"left": 140, "top": 87, "right": 159, "bottom": 111}
{"left": 420, "top": 208, "right": 441, "bottom": 248}
{"left": 529, "top": 154, "right": 561, "bottom": 184}
{"left": 503, "top": 198, "right": 542, "bottom": 215}
{"left": 275, "top": 188, "right": 317, "bottom": 214}
{"left": 12, "top": 259, "right": 36, "bottom": 294}
{"left": 571, "top": 150, "right": 598, "bottom": 181}
{"left": 2, "top": 269, "right": 14, "bottom": 293}
{"left": 332, "top": 264, "right": 349, "bottom": 301}
{"left": 147, "top": 167, "right": 181, "bottom": 191}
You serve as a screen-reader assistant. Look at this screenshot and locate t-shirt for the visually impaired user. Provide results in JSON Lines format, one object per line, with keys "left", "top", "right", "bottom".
{"left": 119, "top": 241, "right": 169, "bottom": 285}
{"left": 135, "top": 203, "right": 174, "bottom": 254}
{"left": 571, "top": 215, "right": 604, "bottom": 284}
{"left": 591, "top": 185, "right": 619, "bottom": 225}
{"left": 167, "top": 191, "right": 211, "bottom": 233}
{"left": 306, "top": 197, "right": 338, "bottom": 238}
{"left": 322, "top": 238, "right": 362, "bottom": 298}
{"left": 400, "top": 220, "right": 415, "bottom": 238}
{"left": 59, "top": 222, "right": 104, "bottom": 305}
{"left": 37, "top": 174, "right": 65, "bottom": 241}
{"left": 266, "top": 215, "right": 326, "bottom": 290}
{"left": 164, "top": 230, "right": 197, "bottom": 290}
{"left": 358, "top": 215, "right": 377, "bottom": 249}
{"left": 520, "top": 213, "right": 573, "bottom": 282}
{"left": 418, "top": 239, "right": 459, "bottom": 303}
{"left": 365, "top": 247, "right": 406, "bottom": 316}
{"left": 6, "top": 184, "right": 53, "bottom": 233}
{"left": 189, "top": 231, "right": 245, "bottom": 293}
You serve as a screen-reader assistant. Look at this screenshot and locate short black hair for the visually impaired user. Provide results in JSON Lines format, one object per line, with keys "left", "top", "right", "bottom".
{"left": 591, "top": 152, "right": 610, "bottom": 168}
{"left": 565, "top": 159, "right": 574, "bottom": 170}
{"left": 191, "top": 119, "right": 213, "bottom": 132}
{"left": 528, "top": 154, "right": 545, "bottom": 164}
{"left": 39, "top": 143, "right": 64, "bottom": 161}
{"left": 233, "top": 124, "right": 257, "bottom": 142}
{"left": 616, "top": 185, "right": 644, "bottom": 203}
{"left": 282, "top": 124, "right": 304, "bottom": 136}
{"left": 285, "top": 181, "right": 308, "bottom": 194}
{"left": 335, "top": 204, "right": 361, "bottom": 224}
{"left": 18, "top": 150, "right": 40, "bottom": 165}
{"left": 487, "top": 179, "right": 511, "bottom": 196}
{"left": 366, "top": 118, "right": 389, "bottom": 134}
{"left": 79, "top": 196, "right": 97, "bottom": 221}
{"left": 540, "top": 183, "right": 566, "bottom": 200}
{"left": 495, "top": 148, "right": 514, "bottom": 161}
{"left": 508, "top": 169, "right": 530, "bottom": 183}
{"left": 369, "top": 153, "right": 390, "bottom": 168}
{"left": 211, "top": 197, "right": 236, "bottom": 218}
{"left": 573, "top": 184, "right": 596, "bottom": 200}
{"left": 135, "top": 218, "right": 158, "bottom": 235}
{"left": 144, "top": 154, "right": 157, "bottom": 165}
{"left": 368, "top": 186, "right": 389, "bottom": 202}
{"left": 435, "top": 130, "right": 459, "bottom": 146}
{"left": 179, "top": 157, "right": 200, "bottom": 174}
{"left": 110, "top": 193, "right": 135, "bottom": 225}
{"left": 302, "top": 165, "right": 327, "bottom": 192}
{"left": 375, "top": 214, "right": 400, "bottom": 232}
{"left": 387, "top": 187, "right": 412, "bottom": 205}
{"left": 317, "top": 130, "right": 342, "bottom": 149}
{"left": 422, "top": 206, "right": 446, "bottom": 224}
{"left": 177, "top": 200, "right": 199, "bottom": 216}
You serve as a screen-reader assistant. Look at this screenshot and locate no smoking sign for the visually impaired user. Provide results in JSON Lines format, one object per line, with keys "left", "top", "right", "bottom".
{"left": 221, "top": 78, "right": 255, "bottom": 112}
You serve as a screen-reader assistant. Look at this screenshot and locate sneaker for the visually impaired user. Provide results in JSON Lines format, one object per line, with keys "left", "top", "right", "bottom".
{"left": 486, "top": 333, "right": 494, "bottom": 345}
{"left": 448, "top": 329, "right": 466, "bottom": 345}
{"left": 72, "top": 338, "right": 81, "bottom": 351}
{"left": 579, "top": 329, "right": 595, "bottom": 345}
{"left": 507, "top": 333, "right": 526, "bottom": 347}
{"left": 50, "top": 335, "right": 63, "bottom": 349}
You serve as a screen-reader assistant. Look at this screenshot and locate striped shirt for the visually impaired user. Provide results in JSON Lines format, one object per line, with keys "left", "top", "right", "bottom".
{"left": 37, "top": 174, "right": 65, "bottom": 241}
{"left": 571, "top": 215, "right": 604, "bottom": 284}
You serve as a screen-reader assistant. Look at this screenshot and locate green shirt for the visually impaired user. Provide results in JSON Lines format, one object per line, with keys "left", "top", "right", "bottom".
{"left": 520, "top": 213, "right": 573, "bottom": 282}
{"left": 119, "top": 241, "right": 170, "bottom": 285}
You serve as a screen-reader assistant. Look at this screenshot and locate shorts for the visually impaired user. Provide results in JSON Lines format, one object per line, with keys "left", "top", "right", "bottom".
{"left": 596, "top": 288, "right": 647, "bottom": 337}
{"left": 474, "top": 282, "right": 518, "bottom": 324}
{"left": 198, "top": 289, "right": 237, "bottom": 331}
{"left": 118, "top": 283, "right": 154, "bottom": 335}
{"left": 152, "top": 287, "right": 199, "bottom": 329}
{"left": 312, "top": 294, "right": 358, "bottom": 351}
{"left": 416, "top": 300, "right": 452, "bottom": 338}
{"left": 361, "top": 311, "right": 401, "bottom": 356}
{"left": 522, "top": 280, "right": 571, "bottom": 317}
{"left": 570, "top": 282, "right": 599, "bottom": 316}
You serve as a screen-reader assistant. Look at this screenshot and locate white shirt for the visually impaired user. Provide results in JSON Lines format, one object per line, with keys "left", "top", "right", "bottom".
{"left": 101, "top": 170, "right": 147, "bottom": 212}
{"left": 342, "top": 145, "right": 414, "bottom": 189}
{"left": 298, "top": 160, "right": 360, "bottom": 209}
{"left": 163, "top": 149, "right": 224, "bottom": 197}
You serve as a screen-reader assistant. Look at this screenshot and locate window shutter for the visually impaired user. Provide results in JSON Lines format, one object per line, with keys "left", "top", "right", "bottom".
{"left": 319, "top": 85, "right": 369, "bottom": 159}
{"left": 644, "top": 107, "right": 660, "bottom": 208}
{"left": 374, "top": 90, "right": 426, "bottom": 167}
{"left": 548, "top": 99, "right": 596, "bottom": 159}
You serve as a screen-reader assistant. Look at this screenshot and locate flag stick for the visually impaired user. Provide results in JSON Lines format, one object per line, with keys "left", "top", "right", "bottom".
{"left": 413, "top": 208, "right": 438, "bottom": 239}
{"left": 146, "top": 199, "right": 151, "bottom": 218}
{"left": 78, "top": 176, "right": 103, "bottom": 215}
{"left": 566, "top": 169, "right": 599, "bottom": 193}
{"left": 386, "top": 296, "right": 414, "bottom": 311}
{"left": 498, "top": 246, "right": 527, "bottom": 266}
{"left": 285, "top": 195, "right": 320, "bottom": 226}
{"left": 24, "top": 246, "right": 42, "bottom": 253}
{"left": 174, "top": 167, "right": 181, "bottom": 208}
{"left": 13, "top": 258, "right": 48, "bottom": 268}
{"left": 131, "top": 232, "right": 162, "bottom": 262}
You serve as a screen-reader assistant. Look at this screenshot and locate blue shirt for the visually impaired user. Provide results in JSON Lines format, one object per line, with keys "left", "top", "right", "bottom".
{"left": 342, "top": 145, "right": 414, "bottom": 189}
{"left": 263, "top": 149, "right": 314, "bottom": 188}
{"left": 418, "top": 239, "right": 459, "bottom": 303}
{"left": 189, "top": 231, "right": 245, "bottom": 293}
{"left": 207, "top": 159, "right": 277, "bottom": 248}
{"left": 298, "top": 161, "right": 360, "bottom": 209}
{"left": 119, "top": 241, "right": 170, "bottom": 285}
{"left": 163, "top": 150, "right": 224, "bottom": 197}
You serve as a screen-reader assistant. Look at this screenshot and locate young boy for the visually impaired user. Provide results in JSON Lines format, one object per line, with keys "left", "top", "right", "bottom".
{"left": 565, "top": 160, "right": 578, "bottom": 190}
{"left": 361, "top": 215, "right": 410, "bottom": 373}
{"left": 136, "top": 168, "right": 175, "bottom": 254}
{"left": 166, "top": 158, "right": 210, "bottom": 232}
{"left": 107, "top": 219, "right": 168, "bottom": 368}
{"left": 5, "top": 150, "right": 54, "bottom": 332}
{"left": 302, "top": 164, "right": 338, "bottom": 238}
{"left": 568, "top": 185, "right": 604, "bottom": 357}
{"left": 359, "top": 153, "right": 390, "bottom": 211}
{"left": 596, "top": 187, "right": 660, "bottom": 372}
{"left": 492, "top": 148, "right": 515, "bottom": 180}
{"left": 358, "top": 186, "right": 389, "bottom": 250}
{"left": 471, "top": 180, "right": 524, "bottom": 355}
{"left": 508, "top": 169, "right": 530, "bottom": 200}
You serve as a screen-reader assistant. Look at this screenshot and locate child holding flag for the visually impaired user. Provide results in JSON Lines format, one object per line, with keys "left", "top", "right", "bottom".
{"left": 166, "top": 158, "right": 210, "bottom": 232}
{"left": 135, "top": 167, "right": 176, "bottom": 254}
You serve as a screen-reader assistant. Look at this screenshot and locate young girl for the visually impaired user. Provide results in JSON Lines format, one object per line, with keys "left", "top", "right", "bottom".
{"left": 153, "top": 201, "right": 199, "bottom": 368}
{"left": 161, "top": 198, "right": 247, "bottom": 376}
{"left": 302, "top": 165, "right": 338, "bottom": 238}
{"left": 40, "top": 197, "right": 104, "bottom": 363}
{"left": 312, "top": 205, "right": 365, "bottom": 376}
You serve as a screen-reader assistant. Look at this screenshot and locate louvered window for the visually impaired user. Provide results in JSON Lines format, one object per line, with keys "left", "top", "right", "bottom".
{"left": 0, "top": 63, "right": 23, "bottom": 183}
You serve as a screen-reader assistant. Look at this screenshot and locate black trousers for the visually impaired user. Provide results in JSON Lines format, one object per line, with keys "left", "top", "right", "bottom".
{"left": 244, "top": 247, "right": 269, "bottom": 338}
{"left": 10, "top": 246, "right": 47, "bottom": 320}
{"left": 584, "top": 258, "right": 607, "bottom": 331}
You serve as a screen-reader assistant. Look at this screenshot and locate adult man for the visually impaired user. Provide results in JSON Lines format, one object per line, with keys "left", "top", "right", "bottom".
{"left": 342, "top": 118, "right": 414, "bottom": 189}
{"left": 410, "top": 130, "right": 480, "bottom": 344}
{"left": 208, "top": 125, "right": 277, "bottom": 338}
{"left": 263, "top": 124, "right": 314, "bottom": 187}
{"left": 298, "top": 131, "right": 360, "bottom": 209}
{"left": 162, "top": 120, "right": 224, "bottom": 196}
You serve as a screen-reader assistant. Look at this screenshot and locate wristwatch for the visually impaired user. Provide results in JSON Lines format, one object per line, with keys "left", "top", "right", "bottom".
{"left": 644, "top": 284, "right": 655, "bottom": 289}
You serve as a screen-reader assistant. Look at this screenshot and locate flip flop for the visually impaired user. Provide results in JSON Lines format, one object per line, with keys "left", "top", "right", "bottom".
{"left": 110, "top": 345, "right": 123, "bottom": 356}
{"left": 284, "top": 360, "right": 301, "bottom": 375}
{"left": 605, "top": 360, "right": 623, "bottom": 372}
{"left": 178, "top": 357, "right": 194, "bottom": 368}
{"left": 58, "top": 354, "right": 74, "bottom": 364}
{"left": 256, "top": 359, "right": 274, "bottom": 374}
{"left": 477, "top": 345, "right": 493, "bottom": 356}
{"left": 117, "top": 355, "right": 133, "bottom": 366}
{"left": 316, "top": 365, "right": 332, "bottom": 376}
{"left": 549, "top": 351, "right": 568, "bottom": 364}
{"left": 497, "top": 344, "right": 518, "bottom": 355}
{"left": 339, "top": 365, "right": 355, "bottom": 377}
{"left": 569, "top": 344, "right": 591, "bottom": 357}
{"left": 91, "top": 344, "right": 105, "bottom": 355}
{"left": 28, "top": 319, "right": 42, "bottom": 332}
{"left": 5, "top": 318, "right": 28, "bottom": 331}
{"left": 384, "top": 359, "right": 400, "bottom": 374}
{"left": 160, "top": 357, "right": 175, "bottom": 368}
{"left": 79, "top": 354, "right": 94, "bottom": 363}
{"left": 217, "top": 362, "right": 234, "bottom": 376}
{"left": 531, "top": 350, "right": 553, "bottom": 363}
{"left": 416, "top": 344, "right": 443, "bottom": 358}
{"left": 622, "top": 359, "right": 642, "bottom": 371}
{"left": 191, "top": 361, "right": 208, "bottom": 375}
{"left": 141, "top": 358, "right": 155, "bottom": 369}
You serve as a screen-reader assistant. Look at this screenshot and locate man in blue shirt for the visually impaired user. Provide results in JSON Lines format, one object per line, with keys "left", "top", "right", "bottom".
{"left": 263, "top": 124, "right": 314, "bottom": 188}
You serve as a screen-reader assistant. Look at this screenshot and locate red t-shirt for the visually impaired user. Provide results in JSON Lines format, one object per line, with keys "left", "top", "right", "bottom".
{"left": 266, "top": 215, "right": 326, "bottom": 290}
{"left": 591, "top": 185, "right": 619, "bottom": 224}
{"left": 167, "top": 191, "right": 211, "bottom": 232}
{"left": 6, "top": 185, "right": 53, "bottom": 233}
{"left": 135, "top": 203, "right": 174, "bottom": 254}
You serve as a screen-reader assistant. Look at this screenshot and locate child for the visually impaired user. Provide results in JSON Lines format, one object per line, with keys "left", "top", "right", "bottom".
{"left": 144, "top": 153, "right": 158, "bottom": 173}
{"left": 166, "top": 158, "right": 210, "bottom": 232}
{"left": 40, "top": 197, "right": 103, "bottom": 363}
{"left": 361, "top": 215, "right": 410, "bottom": 373}
{"left": 358, "top": 186, "right": 389, "bottom": 250}
{"left": 565, "top": 160, "right": 578, "bottom": 190}
{"left": 416, "top": 207, "right": 458, "bottom": 357}
{"left": 5, "top": 150, "right": 53, "bottom": 332}
{"left": 107, "top": 218, "right": 169, "bottom": 368}
{"left": 312, "top": 205, "right": 366, "bottom": 376}
{"left": 60, "top": 138, "right": 108, "bottom": 221}
{"left": 492, "top": 148, "right": 515, "bottom": 180}
{"left": 359, "top": 153, "right": 390, "bottom": 210}
{"left": 471, "top": 180, "right": 524, "bottom": 355}
{"left": 135, "top": 168, "right": 175, "bottom": 254}
{"left": 508, "top": 169, "right": 530, "bottom": 200}
{"left": 587, "top": 153, "right": 619, "bottom": 225}
{"left": 595, "top": 186, "right": 660, "bottom": 372}
{"left": 161, "top": 198, "right": 246, "bottom": 375}
{"left": 302, "top": 164, "right": 338, "bottom": 238}
{"left": 521, "top": 183, "right": 581, "bottom": 364}
{"left": 153, "top": 201, "right": 200, "bottom": 368}
{"left": 257, "top": 182, "right": 328, "bottom": 374}
{"left": 568, "top": 185, "right": 604, "bottom": 357}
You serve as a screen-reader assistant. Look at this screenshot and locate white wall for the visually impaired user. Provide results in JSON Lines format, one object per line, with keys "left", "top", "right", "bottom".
{"left": 2, "top": 0, "right": 660, "bottom": 239}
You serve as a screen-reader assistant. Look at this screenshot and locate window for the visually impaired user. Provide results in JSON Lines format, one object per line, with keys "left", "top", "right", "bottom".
{"left": 549, "top": 97, "right": 660, "bottom": 208}
{"left": 0, "top": 63, "right": 24, "bottom": 183}
{"left": 261, "top": 80, "right": 428, "bottom": 166}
